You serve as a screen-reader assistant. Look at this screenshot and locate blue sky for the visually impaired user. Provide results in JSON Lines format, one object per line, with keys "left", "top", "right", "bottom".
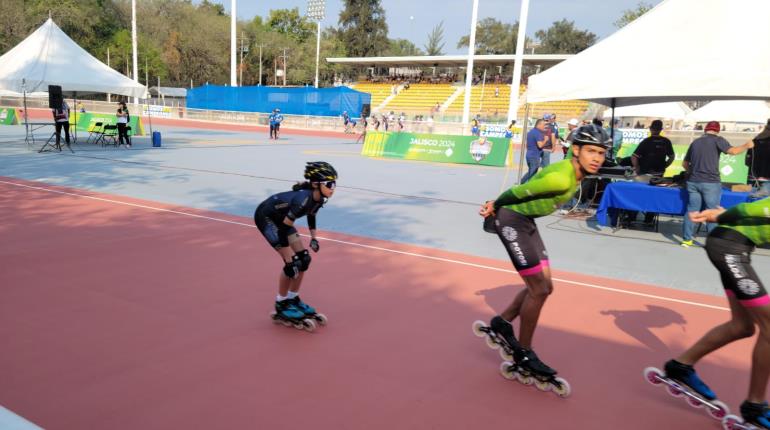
{"left": 208, "top": 0, "right": 663, "bottom": 54}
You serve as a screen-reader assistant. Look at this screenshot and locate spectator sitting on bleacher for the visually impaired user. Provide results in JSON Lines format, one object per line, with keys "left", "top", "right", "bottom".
{"left": 372, "top": 115, "right": 381, "bottom": 131}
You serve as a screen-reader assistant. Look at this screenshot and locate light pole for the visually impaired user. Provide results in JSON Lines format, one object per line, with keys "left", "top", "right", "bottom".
{"left": 258, "top": 44, "right": 263, "bottom": 86}
{"left": 131, "top": 0, "right": 138, "bottom": 106}
{"left": 230, "top": 0, "right": 237, "bottom": 86}
{"left": 307, "top": 0, "right": 326, "bottom": 88}
{"left": 461, "top": 0, "right": 479, "bottom": 127}
{"left": 239, "top": 31, "right": 249, "bottom": 86}
{"left": 508, "top": 0, "right": 530, "bottom": 125}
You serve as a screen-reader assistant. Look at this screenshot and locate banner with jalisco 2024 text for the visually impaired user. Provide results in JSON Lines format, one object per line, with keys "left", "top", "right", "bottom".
{"left": 362, "top": 131, "right": 510, "bottom": 167}
{"left": 70, "top": 112, "right": 145, "bottom": 135}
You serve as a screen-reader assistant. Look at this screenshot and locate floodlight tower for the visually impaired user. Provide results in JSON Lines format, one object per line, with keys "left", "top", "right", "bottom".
{"left": 307, "top": 0, "right": 326, "bottom": 88}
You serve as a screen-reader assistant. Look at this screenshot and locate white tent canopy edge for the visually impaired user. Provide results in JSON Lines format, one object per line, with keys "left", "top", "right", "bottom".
{"left": 0, "top": 18, "right": 146, "bottom": 98}
{"left": 526, "top": 0, "right": 770, "bottom": 107}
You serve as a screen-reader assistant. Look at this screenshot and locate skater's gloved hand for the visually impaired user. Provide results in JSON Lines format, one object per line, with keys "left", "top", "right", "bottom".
{"left": 309, "top": 238, "right": 320, "bottom": 253}
{"left": 479, "top": 200, "right": 495, "bottom": 218}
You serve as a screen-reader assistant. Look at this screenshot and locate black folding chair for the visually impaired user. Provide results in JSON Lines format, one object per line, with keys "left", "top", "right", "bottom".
{"left": 99, "top": 124, "right": 118, "bottom": 147}
{"left": 86, "top": 122, "right": 104, "bottom": 144}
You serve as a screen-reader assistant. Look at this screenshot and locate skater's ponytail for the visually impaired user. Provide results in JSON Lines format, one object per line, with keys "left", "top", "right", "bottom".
{"left": 292, "top": 181, "right": 313, "bottom": 191}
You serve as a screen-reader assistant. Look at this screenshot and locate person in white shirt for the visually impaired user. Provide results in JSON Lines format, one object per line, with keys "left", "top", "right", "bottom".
{"left": 116, "top": 102, "right": 131, "bottom": 148}
{"left": 51, "top": 99, "right": 70, "bottom": 147}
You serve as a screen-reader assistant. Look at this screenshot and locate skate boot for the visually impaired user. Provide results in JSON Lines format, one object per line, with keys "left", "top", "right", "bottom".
{"left": 490, "top": 316, "right": 520, "bottom": 350}
{"left": 737, "top": 401, "right": 770, "bottom": 429}
{"left": 499, "top": 348, "right": 571, "bottom": 398}
{"left": 515, "top": 348, "right": 557, "bottom": 377}
{"left": 271, "top": 299, "right": 316, "bottom": 331}
{"left": 470, "top": 315, "right": 521, "bottom": 361}
{"left": 289, "top": 296, "right": 328, "bottom": 326}
{"left": 643, "top": 360, "right": 729, "bottom": 421}
{"left": 664, "top": 359, "right": 716, "bottom": 400}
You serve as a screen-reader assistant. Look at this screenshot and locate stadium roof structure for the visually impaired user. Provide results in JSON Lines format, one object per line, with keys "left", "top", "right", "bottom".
{"left": 527, "top": 0, "right": 770, "bottom": 107}
{"left": 326, "top": 54, "right": 572, "bottom": 68}
{"left": 0, "top": 18, "right": 146, "bottom": 98}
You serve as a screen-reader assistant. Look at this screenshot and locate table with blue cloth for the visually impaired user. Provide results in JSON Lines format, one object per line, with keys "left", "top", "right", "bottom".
{"left": 596, "top": 181, "right": 753, "bottom": 227}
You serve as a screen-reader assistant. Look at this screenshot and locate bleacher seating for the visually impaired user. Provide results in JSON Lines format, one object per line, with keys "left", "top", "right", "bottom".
{"left": 350, "top": 83, "right": 393, "bottom": 109}
{"left": 352, "top": 81, "right": 590, "bottom": 121}
{"left": 381, "top": 84, "right": 455, "bottom": 114}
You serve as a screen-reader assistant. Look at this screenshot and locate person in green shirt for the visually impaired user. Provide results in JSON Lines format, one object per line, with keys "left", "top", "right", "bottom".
{"left": 660, "top": 198, "right": 770, "bottom": 429}
{"left": 478, "top": 124, "right": 610, "bottom": 376}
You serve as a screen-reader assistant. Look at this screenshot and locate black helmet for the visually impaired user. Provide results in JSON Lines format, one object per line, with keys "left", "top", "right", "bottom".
{"left": 572, "top": 124, "right": 612, "bottom": 149}
{"left": 304, "top": 161, "right": 338, "bottom": 182}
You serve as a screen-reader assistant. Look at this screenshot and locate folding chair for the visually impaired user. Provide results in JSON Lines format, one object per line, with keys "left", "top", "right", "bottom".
{"left": 100, "top": 124, "right": 118, "bottom": 147}
{"left": 86, "top": 122, "right": 104, "bottom": 144}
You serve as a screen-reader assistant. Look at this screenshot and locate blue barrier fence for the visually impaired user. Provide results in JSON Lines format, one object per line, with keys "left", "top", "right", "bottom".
{"left": 187, "top": 85, "right": 371, "bottom": 117}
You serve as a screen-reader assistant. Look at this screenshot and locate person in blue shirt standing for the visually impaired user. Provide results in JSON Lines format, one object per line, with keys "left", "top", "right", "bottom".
{"left": 521, "top": 119, "right": 548, "bottom": 183}
{"left": 269, "top": 108, "right": 284, "bottom": 140}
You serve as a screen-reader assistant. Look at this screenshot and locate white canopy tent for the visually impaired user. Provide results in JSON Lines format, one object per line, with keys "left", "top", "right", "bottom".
{"left": 526, "top": 0, "right": 770, "bottom": 107}
{"left": 686, "top": 101, "right": 770, "bottom": 124}
{"left": 0, "top": 18, "right": 146, "bottom": 98}
{"left": 602, "top": 102, "right": 692, "bottom": 120}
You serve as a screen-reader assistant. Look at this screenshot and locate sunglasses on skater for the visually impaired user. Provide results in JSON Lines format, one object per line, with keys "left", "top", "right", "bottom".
{"left": 317, "top": 181, "right": 336, "bottom": 189}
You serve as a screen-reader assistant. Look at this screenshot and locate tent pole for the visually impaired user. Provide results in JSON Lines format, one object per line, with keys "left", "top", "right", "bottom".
{"left": 516, "top": 103, "right": 531, "bottom": 184}
{"left": 22, "top": 79, "right": 30, "bottom": 144}
{"left": 610, "top": 97, "right": 616, "bottom": 159}
{"left": 73, "top": 92, "right": 78, "bottom": 144}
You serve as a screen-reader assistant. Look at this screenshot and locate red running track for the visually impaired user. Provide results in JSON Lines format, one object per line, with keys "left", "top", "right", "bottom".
{"left": 0, "top": 177, "right": 756, "bottom": 429}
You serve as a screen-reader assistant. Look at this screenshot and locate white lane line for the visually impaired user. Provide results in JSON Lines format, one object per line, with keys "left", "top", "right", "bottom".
{"left": 0, "top": 406, "right": 44, "bottom": 430}
{"left": 0, "top": 179, "right": 729, "bottom": 312}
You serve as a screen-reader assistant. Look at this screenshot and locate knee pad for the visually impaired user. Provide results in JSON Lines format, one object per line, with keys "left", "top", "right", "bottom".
{"left": 297, "top": 249, "right": 311, "bottom": 272}
{"left": 283, "top": 256, "right": 301, "bottom": 279}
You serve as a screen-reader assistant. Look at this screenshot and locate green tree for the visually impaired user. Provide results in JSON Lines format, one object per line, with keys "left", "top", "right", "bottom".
{"left": 386, "top": 39, "right": 423, "bottom": 56}
{"left": 338, "top": 0, "right": 389, "bottom": 57}
{"left": 457, "top": 18, "right": 526, "bottom": 54}
{"left": 614, "top": 2, "right": 654, "bottom": 28}
{"left": 424, "top": 21, "right": 445, "bottom": 56}
{"left": 198, "top": 0, "right": 226, "bottom": 16}
{"left": 268, "top": 8, "right": 315, "bottom": 44}
{"left": 534, "top": 19, "right": 596, "bottom": 54}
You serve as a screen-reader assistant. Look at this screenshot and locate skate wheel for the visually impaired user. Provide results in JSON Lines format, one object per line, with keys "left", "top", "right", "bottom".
{"left": 315, "top": 313, "right": 328, "bottom": 326}
{"left": 485, "top": 335, "right": 500, "bottom": 350}
{"left": 499, "top": 361, "right": 516, "bottom": 380}
{"left": 534, "top": 378, "right": 552, "bottom": 392}
{"left": 302, "top": 319, "right": 317, "bottom": 332}
{"left": 516, "top": 372, "right": 534, "bottom": 386}
{"left": 643, "top": 367, "right": 664, "bottom": 386}
{"left": 472, "top": 320, "right": 487, "bottom": 338}
{"left": 686, "top": 395, "right": 703, "bottom": 409}
{"left": 708, "top": 400, "right": 730, "bottom": 420}
{"left": 552, "top": 377, "right": 571, "bottom": 398}
{"left": 666, "top": 383, "right": 684, "bottom": 398}
{"left": 721, "top": 414, "right": 744, "bottom": 430}
{"left": 498, "top": 347, "right": 513, "bottom": 361}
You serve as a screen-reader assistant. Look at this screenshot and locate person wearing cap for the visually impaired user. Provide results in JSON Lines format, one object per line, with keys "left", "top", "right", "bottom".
{"left": 562, "top": 118, "right": 580, "bottom": 159}
{"left": 681, "top": 121, "right": 754, "bottom": 247}
{"left": 632, "top": 120, "right": 675, "bottom": 176}
{"left": 541, "top": 113, "right": 557, "bottom": 168}
{"left": 269, "top": 108, "right": 283, "bottom": 140}
{"left": 521, "top": 119, "right": 549, "bottom": 184}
